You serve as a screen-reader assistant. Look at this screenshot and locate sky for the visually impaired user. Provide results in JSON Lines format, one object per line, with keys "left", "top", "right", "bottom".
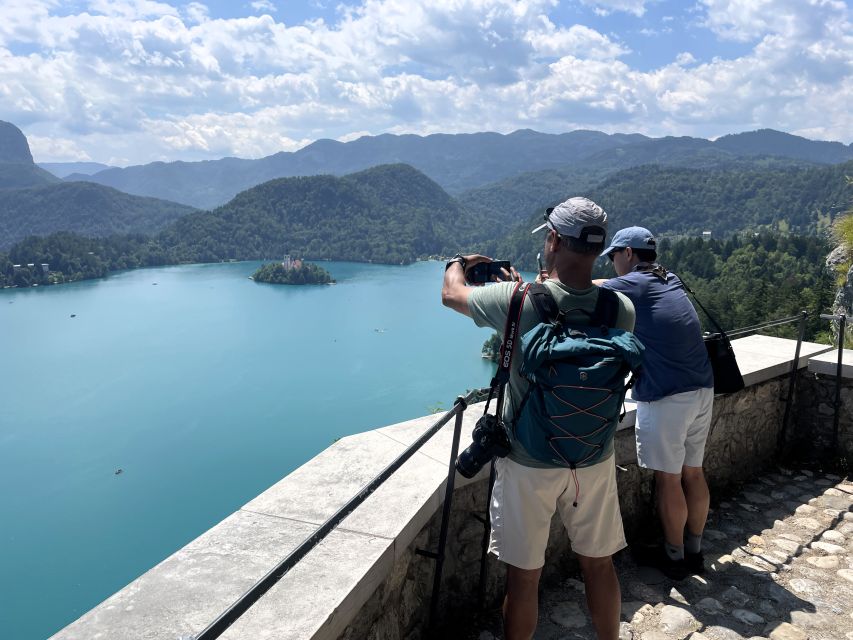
{"left": 0, "top": 0, "right": 850, "bottom": 166}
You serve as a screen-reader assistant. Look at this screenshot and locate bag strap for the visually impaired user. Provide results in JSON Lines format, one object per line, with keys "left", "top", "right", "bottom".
{"left": 591, "top": 286, "right": 620, "bottom": 328}
{"left": 677, "top": 273, "right": 728, "bottom": 337}
{"left": 483, "top": 281, "right": 529, "bottom": 416}
{"left": 528, "top": 282, "right": 619, "bottom": 329}
{"left": 528, "top": 282, "right": 559, "bottom": 323}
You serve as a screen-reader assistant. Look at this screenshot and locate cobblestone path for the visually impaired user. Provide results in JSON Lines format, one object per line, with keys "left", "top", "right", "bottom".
{"left": 475, "top": 469, "right": 853, "bottom": 640}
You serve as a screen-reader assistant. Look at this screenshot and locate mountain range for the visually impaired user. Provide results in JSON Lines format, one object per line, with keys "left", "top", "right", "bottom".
{"left": 64, "top": 129, "right": 853, "bottom": 210}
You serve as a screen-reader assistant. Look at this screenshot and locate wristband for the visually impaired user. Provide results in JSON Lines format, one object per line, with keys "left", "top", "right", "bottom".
{"left": 445, "top": 254, "right": 467, "bottom": 272}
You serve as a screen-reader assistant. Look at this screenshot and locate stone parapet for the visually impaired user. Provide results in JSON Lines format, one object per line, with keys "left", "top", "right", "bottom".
{"left": 50, "top": 335, "right": 835, "bottom": 640}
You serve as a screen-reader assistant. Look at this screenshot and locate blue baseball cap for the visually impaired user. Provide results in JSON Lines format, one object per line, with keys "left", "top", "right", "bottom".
{"left": 600, "top": 226, "right": 657, "bottom": 258}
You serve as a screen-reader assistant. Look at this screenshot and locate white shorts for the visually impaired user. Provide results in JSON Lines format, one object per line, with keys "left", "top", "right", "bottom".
{"left": 635, "top": 387, "right": 714, "bottom": 474}
{"left": 488, "top": 456, "right": 627, "bottom": 570}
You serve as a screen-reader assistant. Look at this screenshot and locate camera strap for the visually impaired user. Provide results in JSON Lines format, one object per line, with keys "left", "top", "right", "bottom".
{"left": 484, "top": 281, "right": 530, "bottom": 417}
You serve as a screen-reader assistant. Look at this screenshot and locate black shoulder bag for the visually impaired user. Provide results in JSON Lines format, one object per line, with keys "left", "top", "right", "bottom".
{"left": 678, "top": 273, "right": 745, "bottom": 395}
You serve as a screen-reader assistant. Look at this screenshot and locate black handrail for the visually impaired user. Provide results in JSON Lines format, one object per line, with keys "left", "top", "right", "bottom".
{"left": 726, "top": 313, "right": 803, "bottom": 338}
{"left": 194, "top": 387, "right": 486, "bottom": 640}
{"left": 819, "top": 313, "right": 849, "bottom": 452}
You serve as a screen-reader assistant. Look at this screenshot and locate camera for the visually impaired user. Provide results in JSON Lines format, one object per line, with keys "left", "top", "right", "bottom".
{"left": 466, "top": 260, "right": 512, "bottom": 284}
{"left": 455, "top": 413, "right": 512, "bottom": 478}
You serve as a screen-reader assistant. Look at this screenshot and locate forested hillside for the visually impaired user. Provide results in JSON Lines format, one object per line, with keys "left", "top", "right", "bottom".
{"left": 492, "top": 161, "right": 853, "bottom": 270}
{"left": 0, "top": 182, "right": 198, "bottom": 250}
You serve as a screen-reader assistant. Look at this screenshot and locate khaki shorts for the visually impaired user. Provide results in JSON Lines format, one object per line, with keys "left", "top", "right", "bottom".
{"left": 488, "top": 456, "right": 627, "bottom": 570}
{"left": 635, "top": 386, "right": 714, "bottom": 474}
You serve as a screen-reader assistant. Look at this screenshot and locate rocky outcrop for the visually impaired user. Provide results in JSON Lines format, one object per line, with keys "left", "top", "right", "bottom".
{"left": 0, "top": 121, "right": 34, "bottom": 164}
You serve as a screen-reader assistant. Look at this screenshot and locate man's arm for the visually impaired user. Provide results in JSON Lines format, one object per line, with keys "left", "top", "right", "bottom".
{"left": 442, "top": 254, "right": 518, "bottom": 317}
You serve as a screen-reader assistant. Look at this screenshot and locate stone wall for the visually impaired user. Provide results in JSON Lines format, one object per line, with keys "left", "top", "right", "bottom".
{"left": 792, "top": 369, "right": 853, "bottom": 468}
{"left": 339, "top": 377, "right": 795, "bottom": 640}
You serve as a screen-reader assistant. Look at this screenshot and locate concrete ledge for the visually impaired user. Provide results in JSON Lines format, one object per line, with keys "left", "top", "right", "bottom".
{"left": 52, "top": 335, "right": 834, "bottom": 640}
{"left": 730, "top": 334, "right": 833, "bottom": 387}
{"left": 808, "top": 348, "right": 853, "bottom": 378}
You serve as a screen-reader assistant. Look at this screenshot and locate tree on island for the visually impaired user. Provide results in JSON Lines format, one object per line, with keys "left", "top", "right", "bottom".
{"left": 251, "top": 260, "right": 334, "bottom": 285}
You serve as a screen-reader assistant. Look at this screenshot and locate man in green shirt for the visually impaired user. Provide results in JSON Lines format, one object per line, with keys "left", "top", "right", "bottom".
{"left": 442, "top": 197, "right": 635, "bottom": 640}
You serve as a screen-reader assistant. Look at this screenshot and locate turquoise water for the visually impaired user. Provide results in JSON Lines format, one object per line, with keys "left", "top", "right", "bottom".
{"left": 0, "top": 261, "right": 496, "bottom": 639}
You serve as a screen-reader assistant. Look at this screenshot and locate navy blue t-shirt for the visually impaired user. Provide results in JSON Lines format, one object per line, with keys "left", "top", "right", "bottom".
{"left": 602, "top": 268, "right": 713, "bottom": 401}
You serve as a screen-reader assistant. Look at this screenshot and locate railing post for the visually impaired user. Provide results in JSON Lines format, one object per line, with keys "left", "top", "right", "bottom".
{"left": 477, "top": 458, "right": 497, "bottom": 609}
{"left": 426, "top": 395, "right": 467, "bottom": 636}
{"left": 833, "top": 315, "right": 846, "bottom": 451}
{"left": 779, "top": 310, "right": 808, "bottom": 452}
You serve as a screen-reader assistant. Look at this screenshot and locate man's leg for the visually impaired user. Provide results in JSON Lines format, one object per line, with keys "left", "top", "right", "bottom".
{"left": 577, "top": 554, "right": 621, "bottom": 640}
{"left": 655, "top": 470, "right": 688, "bottom": 551}
{"left": 682, "top": 465, "right": 709, "bottom": 541}
{"left": 503, "top": 565, "right": 543, "bottom": 640}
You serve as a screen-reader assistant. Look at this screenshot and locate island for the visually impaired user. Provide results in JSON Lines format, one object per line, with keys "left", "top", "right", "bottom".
{"left": 251, "top": 257, "right": 335, "bottom": 285}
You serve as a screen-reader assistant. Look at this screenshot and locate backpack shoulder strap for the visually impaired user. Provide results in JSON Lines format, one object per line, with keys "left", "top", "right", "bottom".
{"left": 527, "top": 282, "right": 559, "bottom": 324}
{"left": 591, "top": 286, "right": 620, "bottom": 328}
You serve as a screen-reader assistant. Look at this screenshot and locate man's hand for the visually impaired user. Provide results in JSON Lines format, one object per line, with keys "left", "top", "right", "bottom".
{"left": 442, "top": 254, "right": 499, "bottom": 316}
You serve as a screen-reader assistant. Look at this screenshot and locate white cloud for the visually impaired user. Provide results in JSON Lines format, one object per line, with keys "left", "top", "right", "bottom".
{"left": 578, "top": 0, "right": 648, "bottom": 17}
{"left": 0, "top": 0, "right": 850, "bottom": 164}
{"left": 250, "top": 0, "right": 277, "bottom": 12}
{"left": 28, "top": 135, "right": 93, "bottom": 162}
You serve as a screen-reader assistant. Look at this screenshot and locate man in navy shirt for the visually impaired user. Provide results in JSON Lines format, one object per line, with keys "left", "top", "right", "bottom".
{"left": 598, "top": 226, "right": 714, "bottom": 578}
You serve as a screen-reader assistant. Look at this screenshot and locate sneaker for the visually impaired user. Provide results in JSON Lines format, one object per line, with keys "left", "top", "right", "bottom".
{"left": 685, "top": 550, "right": 705, "bottom": 574}
{"left": 632, "top": 544, "right": 690, "bottom": 581}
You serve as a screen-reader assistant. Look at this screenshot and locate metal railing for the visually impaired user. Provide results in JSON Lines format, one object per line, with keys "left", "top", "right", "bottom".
{"left": 193, "top": 312, "right": 833, "bottom": 639}
{"left": 194, "top": 387, "right": 488, "bottom": 640}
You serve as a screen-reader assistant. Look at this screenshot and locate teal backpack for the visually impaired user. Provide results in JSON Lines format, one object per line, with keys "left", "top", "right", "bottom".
{"left": 509, "top": 283, "right": 644, "bottom": 470}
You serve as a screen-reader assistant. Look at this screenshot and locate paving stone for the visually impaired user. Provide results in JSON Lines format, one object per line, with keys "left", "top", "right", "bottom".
{"left": 788, "top": 578, "right": 820, "bottom": 597}
{"left": 810, "top": 541, "right": 846, "bottom": 554}
{"left": 839, "top": 568, "right": 853, "bottom": 583}
{"left": 766, "top": 621, "right": 807, "bottom": 640}
{"left": 825, "top": 487, "right": 844, "bottom": 496}
{"left": 669, "top": 587, "right": 689, "bottom": 605}
{"left": 549, "top": 601, "right": 587, "bottom": 629}
{"left": 659, "top": 605, "right": 696, "bottom": 636}
{"left": 778, "top": 532, "right": 805, "bottom": 543}
{"left": 621, "top": 601, "right": 651, "bottom": 623}
{"left": 704, "top": 627, "right": 745, "bottom": 640}
{"left": 772, "top": 538, "right": 801, "bottom": 554}
{"left": 732, "top": 609, "right": 765, "bottom": 625}
{"left": 770, "top": 491, "right": 787, "bottom": 500}
{"left": 796, "top": 494, "right": 816, "bottom": 504}
{"left": 637, "top": 566, "right": 668, "bottom": 585}
{"left": 793, "top": 504, "right": 816, "bottom": 515}
{"left": 744, "top": 491, "right": 774, "bottom": 505}
{"left": 629, "top": 581, "right": 664, "bottom": 603}
{"left": 844, "top": 512, "right": 853, "bottom": 522}
{"left": 740, "top": 503, "right": 759, "bottom": 513}
{"left": 719, "top": 502, "right": 733, "bottom": 509}
{"left": 619, "top": 621, "right": 633, "bottom": 640}
{"left": 688, "top": 633, "right": 710, "bottom": 640}
{"left": 815, "top": 478, "right": 833, "bottom": 486}
{"left": 687, "top": 575, "right": 711, "bottom": 591}
{"left": 711, "top": 555, "right": 735, "bottom": 572}
{"left": 824, "top": 508, "right": 844, "bottom": 518}
{"left": 806, "top": 555, "right": 840, "bottom": 569}
{"left": 564, "top": 577, "right": 585, "bottom": 592}
{"left": 794, "top": 475, "right": 809, "bottom": 481}
{"left": 696, "top": 597, "right": 724, "bottom": 613}
{"left": 704, "top": 529, "right": 728, "bottom": 541}
{"left": 800, "top": 470, "right": 814, "bottom": 477}
{"left": 793, "top": 517, "right": 823, "bottom": 531}
{"left": 748, "top": 535, "right": 765, "bottom": 546}
{"left": 826, "top": 474, "right": 841, "bottom": 481}
{"left": 642, "top": 632, "right": 671, "bottom": 640}
{"left": 721, "top": 586, "right": 751, "bottom": 607}
{"left": 821, "top": 529, "right": 846, "bottom": 544}
{"left": 840, "top": 522, "right": 853, "bottom": 535}
{"left": 789, "top": 610, "right": 834, "bottom": 629}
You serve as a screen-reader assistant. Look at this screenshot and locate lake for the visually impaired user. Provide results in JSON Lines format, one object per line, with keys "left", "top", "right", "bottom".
{"left": 0, "top": 260, "right": 498, "bottom": 639}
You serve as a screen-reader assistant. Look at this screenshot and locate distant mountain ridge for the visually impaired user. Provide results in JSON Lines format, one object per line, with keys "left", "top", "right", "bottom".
{"left": 0, "top": 182, "right": 197, "bottom": 250}
{"left": 67, "top": 128, "right": 853, "bottom": 210}
{"left": 0, "top": 120, "right": 61, "bottom": 189}
{"left": 156, "top": 163, "right": 474, "bottom": 264}
{"left": 39, "top": 162, "right": 114, "bottom": 178}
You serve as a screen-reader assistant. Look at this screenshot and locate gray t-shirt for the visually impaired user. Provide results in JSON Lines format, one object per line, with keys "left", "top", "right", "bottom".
{"left": 468, "top": 279, "right": 636, "bottom": 468}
